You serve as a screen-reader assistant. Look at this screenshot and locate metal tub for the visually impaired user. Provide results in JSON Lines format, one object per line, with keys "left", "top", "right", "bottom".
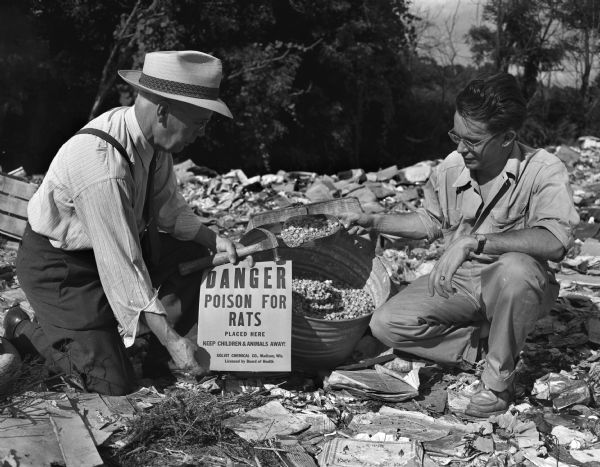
{"left": 247, "top": 232, "right": 391, "bottom": 370}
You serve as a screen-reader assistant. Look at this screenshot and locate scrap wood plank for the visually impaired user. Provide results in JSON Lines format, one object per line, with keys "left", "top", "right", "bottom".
{"left": 0, "top": 212, "right": 28, "bottom": 239}
{"left": 0, "top": 192, "right": 29, "bottom": 218}
{"left": 0, "top": 417, "right": 65, "bottom": 467}
{"left": 0, "top": 173, "right": 38, "bottom": 200}
{"left": 68, "top": 392, "right": 121, "bottom": 446}
{"left": 7, "top": 391, "right": 63, "bottom": 419}
{"left": 100, "top": 394, "right": 137, "bottom": 418}
{"left": 0, "top": 172, "right": 37, "bottom": 240}
{"left": 48, "top": 394, "right": 104, "bottom": 467}
{"left": 557, "top": 273, "right": 600, "bottom": 287}
{"left": 275, "top": 438, "right": 318, "bottom": 467}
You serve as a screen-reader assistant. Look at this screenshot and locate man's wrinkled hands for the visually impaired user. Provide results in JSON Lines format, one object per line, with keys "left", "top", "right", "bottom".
{"left": 215, "top": 235, "right": 254, "bottom": 267}
{"left": 166, "top": 336, "right": 210, "bottom": 376}
{"left": 428, "top": 235, "right": 477, "bottom": 298}
{"left": 338, "top": 212, "right": 373, "bottom": 235}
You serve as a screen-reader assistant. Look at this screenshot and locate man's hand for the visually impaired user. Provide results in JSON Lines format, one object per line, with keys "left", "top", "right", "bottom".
{"left": 166, "top": 336, "right": 209, "bottom": 376}
{"left": 144, "top": 312, "right": 210, "bottom": 376}
{"left": 215, "top": 236, "right": 254, "bottom": 267}
{"left": 428, "top": 235, "right": 477, "bottom": 298}
{"left": 215, "top": 236, "right": 238, "bottom": 264}
{"left": 338, "top": 212, "right": 374, "bottom": 235}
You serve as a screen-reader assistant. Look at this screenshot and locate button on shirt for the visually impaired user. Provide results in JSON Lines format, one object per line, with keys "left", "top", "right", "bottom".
{"left": 416, "top": 142, "right": 580, "bottom": 258}
{"left": 27, "top": 106, "right": 211, "bottom": 346}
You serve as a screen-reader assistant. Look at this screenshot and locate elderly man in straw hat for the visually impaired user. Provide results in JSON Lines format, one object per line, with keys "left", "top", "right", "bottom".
{"left": 4, "top": 51, "right": 243, "bottom": 395}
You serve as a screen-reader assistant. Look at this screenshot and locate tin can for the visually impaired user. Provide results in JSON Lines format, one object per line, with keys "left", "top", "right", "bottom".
{"left": 532, "top": 372, "right": 572, "bottom": 400}
{"left": 552, "top": 380, "right": 591, "bottom": 410}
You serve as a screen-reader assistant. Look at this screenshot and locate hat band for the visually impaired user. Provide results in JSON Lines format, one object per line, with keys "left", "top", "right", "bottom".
{"left": 139, "top": 73, "right": 219, "bottom": 100}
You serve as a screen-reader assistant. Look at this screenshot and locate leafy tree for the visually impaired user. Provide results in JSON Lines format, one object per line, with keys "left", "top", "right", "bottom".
{"left": 266, "top": 0, "right": 417, "bottom": 172}
{"left": 468, "top": 0, "right": 565, "bottom": 99}
{"left": 1, "top": 0, "right": 419, "bottom": 175}
{"left": 0, "top": 0, "right": 172, "bottom": 172}
{"left": 557, "top": 0, "right": 600, "bottom": 101}
{"left": 90, "top": 0, "right": 183, "bottom": 119}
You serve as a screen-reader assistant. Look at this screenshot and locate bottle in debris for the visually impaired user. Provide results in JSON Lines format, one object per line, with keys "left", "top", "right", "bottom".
{"left": 532, "top": 372, "right": 572, "bottom": 400}
{"left": 383, "top": 357, "right": 426, "bottom": 373}
{"left": 552, "top": 380, "right": 592, "bottom": 411}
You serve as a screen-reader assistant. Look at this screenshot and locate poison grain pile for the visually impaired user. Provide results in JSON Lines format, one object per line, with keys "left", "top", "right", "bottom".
{"left": 292, "top": 277, "right": 375, "bottom": 320}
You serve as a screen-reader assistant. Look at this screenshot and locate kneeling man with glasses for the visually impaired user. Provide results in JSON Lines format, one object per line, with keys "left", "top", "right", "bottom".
{"left": 341, "top": 73, "right": 579, "bottom": 417}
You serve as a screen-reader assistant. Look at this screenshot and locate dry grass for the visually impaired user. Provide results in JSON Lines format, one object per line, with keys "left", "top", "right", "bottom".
{"left": 0, "top": 355, "right": 48, "bottom": 413}
{"left": 104, "top": 385, "right": 284, "bottom": 467}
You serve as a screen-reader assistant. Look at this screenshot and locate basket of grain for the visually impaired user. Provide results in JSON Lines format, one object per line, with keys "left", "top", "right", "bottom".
{"left": 242, "top": 229, "right": 391, "bottom": 370}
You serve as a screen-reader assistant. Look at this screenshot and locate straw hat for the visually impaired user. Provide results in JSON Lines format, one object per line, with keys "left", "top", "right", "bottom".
{"left": 118, "top": 50, "right": 232, "bottom": 118}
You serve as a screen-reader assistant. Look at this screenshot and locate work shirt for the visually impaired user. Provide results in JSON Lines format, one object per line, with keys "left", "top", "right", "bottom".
{"left": 416, "top": 142, "right": 579, "bottom": 259}
{"left": 27, "top": 106, "right": 213, "bottom": 346}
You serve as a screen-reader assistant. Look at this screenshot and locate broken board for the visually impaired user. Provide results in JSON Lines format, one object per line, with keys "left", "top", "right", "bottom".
{"left": 0, "top": 418, "right": 64, "bottom": 467}
{"left": 0, "top": 392, "right": 108, "bottom": 467}
{"left": 557, "top": 273, "right": 600, "bottom": 287}
{"left": 0, "top": 173, "right": 38, "bottom": 239}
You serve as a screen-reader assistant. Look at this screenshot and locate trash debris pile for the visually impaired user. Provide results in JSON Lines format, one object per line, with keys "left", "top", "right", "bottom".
{"left": 173, "top": 158, "right": 434, "bottom": 244}
{"left": 2, "top": 137, "right": 600, "bottom": 466}
{"left": 115, "top": 136, "right": 600, "bottom": 466}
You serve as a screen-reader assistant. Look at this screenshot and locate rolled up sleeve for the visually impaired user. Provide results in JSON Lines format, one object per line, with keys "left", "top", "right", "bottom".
{"left": 528, "top": 161, "right": 579, "bottom": 250}
{"left": 74, "top": 178, "right": 166, "bottom": 347}
{"left": 415, "top": 169, "right": 444, "bottom": 242}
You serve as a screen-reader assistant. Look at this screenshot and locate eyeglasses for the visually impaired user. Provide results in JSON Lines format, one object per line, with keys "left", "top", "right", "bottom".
{"left": 448, "top": 129, "right": 498, "bottom": 152}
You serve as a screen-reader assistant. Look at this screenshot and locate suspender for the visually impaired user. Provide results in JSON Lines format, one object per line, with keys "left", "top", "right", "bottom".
{"left": 75, "top": 128, "right": 154, "bottom": 218}
{"left": 75, "top": 128, "right": 132, "bottom": 175}
{"left": 468, "top": 149, "right": 540, "bottom": 234}
{"left": 74, "top": 127, "right": 160, "bottom": 267}
{"left": 469, "top": 177, "right": 512, "bottom": 234}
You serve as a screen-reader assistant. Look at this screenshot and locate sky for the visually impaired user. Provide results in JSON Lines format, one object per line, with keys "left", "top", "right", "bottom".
{"left": 410, "top": 0, "right": 482, "bottom": 65}
{"left": 409, "top": 0, "right": 585, "bottom": 87}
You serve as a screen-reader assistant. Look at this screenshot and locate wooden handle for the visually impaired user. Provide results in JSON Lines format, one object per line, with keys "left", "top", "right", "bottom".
{"left": 178, "top": 242, "right": 268, "bottom": 276}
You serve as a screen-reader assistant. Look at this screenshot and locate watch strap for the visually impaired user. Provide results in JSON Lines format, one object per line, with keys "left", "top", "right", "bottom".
{"left": 474, "top": 234, "right": 486, "bottom": 255}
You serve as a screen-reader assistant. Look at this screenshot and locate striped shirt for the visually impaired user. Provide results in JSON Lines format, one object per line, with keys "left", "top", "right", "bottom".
{"left": 27, "top": 106, "right": 215, "bottom": 346}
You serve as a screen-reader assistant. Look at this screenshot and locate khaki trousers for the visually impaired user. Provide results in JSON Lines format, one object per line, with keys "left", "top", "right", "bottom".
{"left": 370, "top": 253, "right": 559, "bottom": 391}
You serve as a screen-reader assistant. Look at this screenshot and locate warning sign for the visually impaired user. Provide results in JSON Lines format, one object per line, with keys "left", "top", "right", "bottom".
{"left": 198, "top": 260, "right": 292, "bottom": 371}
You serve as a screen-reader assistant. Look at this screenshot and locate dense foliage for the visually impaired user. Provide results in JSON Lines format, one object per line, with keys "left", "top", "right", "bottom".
{"left": 1, "top": 0, "right": 599, "bottom": 175}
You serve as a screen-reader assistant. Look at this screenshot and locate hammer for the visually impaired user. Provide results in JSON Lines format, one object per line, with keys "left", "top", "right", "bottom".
{"left": 178, "top": 227, "right": 279, "bottom": 276}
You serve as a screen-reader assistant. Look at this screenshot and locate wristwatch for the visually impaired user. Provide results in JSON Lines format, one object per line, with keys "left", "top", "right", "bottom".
{"left": 474, "top": 234, "right": 487, "bottom": 255}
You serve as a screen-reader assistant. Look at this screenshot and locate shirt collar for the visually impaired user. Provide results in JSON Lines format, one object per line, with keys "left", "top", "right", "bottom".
{"left": 452, "top": 143, "right": 524, "bottom": 189}
{"left": 124, "top": 106, "right": 154, "bottom": 168}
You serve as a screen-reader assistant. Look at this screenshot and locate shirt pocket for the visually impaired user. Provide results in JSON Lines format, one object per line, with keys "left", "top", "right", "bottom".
{"left": 441, "top": 208, "right": 462, "bottom": 231}
{"left": 489, "top": 201, "right": 527, "bottom": 232}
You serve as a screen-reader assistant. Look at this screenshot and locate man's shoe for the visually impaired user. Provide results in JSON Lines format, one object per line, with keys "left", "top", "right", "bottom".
{"left": 3, "top": 305, "right": 31, "bottom": 340}
{"left": 465, "top": 384, "right": 513, "bottom": 418}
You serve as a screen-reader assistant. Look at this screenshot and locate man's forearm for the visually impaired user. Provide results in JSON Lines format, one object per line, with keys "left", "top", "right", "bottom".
{"left": 370, "top": 212, "right": 429, "bottom": 239}
{"left": 194, "top": 224, "right": 218, "bottom": 250}
{"left": 475, "top": 228, "right": 565, "bottom": 262}
{"left": 143, "top": 310, "right": 206, "bottom": 373}
{"left": 144, "top": 311, "right": 181, "bottom": 346}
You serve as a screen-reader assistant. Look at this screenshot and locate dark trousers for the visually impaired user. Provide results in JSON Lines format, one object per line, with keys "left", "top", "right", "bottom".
{"left": 15, "top": 224, "right": 206, "bottom": 395}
